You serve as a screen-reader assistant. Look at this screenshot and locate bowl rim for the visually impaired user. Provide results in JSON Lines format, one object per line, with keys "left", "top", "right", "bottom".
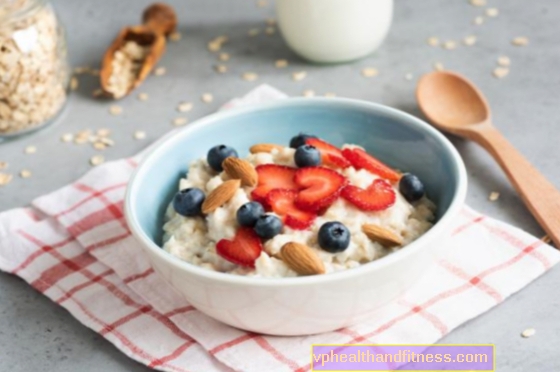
{"left": 124, "top": 97, "right": 467, "bottom": 287}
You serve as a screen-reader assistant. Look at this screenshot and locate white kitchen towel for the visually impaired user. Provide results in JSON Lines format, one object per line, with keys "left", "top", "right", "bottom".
{"left": 0, "top": 85, "right": 558, "bottom": 372}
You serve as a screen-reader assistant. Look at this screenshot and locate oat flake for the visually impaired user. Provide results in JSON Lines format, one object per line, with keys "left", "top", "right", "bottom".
{"left": 493, "top": 67, "right": 509, "bottom": 79}
{"left": 138, "top": 93, "right": 149, "bottom": 101}
{"left": 177, "top": 102, "right": 193, "bottom": 112}
{"left": 218, "top": 52, "right": 230, "bottom": 62}
{"left": 242, "top": 72, "right": 258, "bottom": 82}
{"left": 70, "top": 76, "right": 79, "bottom": 91}
{"left": 20, "top": 169, "right": 32, "bottom": 178}
{"left": 0, "top": 173, "right": 13, "bottom": 186}
{"left": 61, "top": 133, "right": 73, "bottom": 142}
{"left": 275, "top": 59, "right": 288, "bottom": 68}
{"left": 324, "top": 92, "right": 336, "bottom": 97}
{"left": 169, "top": 31, "right": 182, "bottom": 41}
{"left": 512, "top": 37, "right": 529, "bottom": 46}
{"left": 214, "top": 64, "right": 227, "bottom": 74}
{"left": 302, "top": 89, "right": 315, "bottom": 97}
{"left": 248, "top": 28, "right": 260, "bottom": 37}
{"left": 134, "top": 131, "right": 146, "bottom": 140}
{"left": 292, "top": 71, "right": 307, "bottom": 81}
{"left": 488, "top": 191, "right": 500, "bottom": 201}
{"left": 443, "top": 41, "right": 457, "bottom": 50}
{"left": 521, "top": 328, "right": 536, "bottom": 338}
{"left": 154, "top": 67, "right": 166, "bottom": 76}
{"left": 473, "top": 16, "right": 484, "bottom": 25}
{"left": 361, "top": 68, "right": 379, "bottom": 77}
{"left": 498, "top": 56, "right": 511, "bottom": 67}
{"left": 265, "top": 27, "right": 275, "bottom": 35}
{"left": 0, "top": 161, "right": 7, "bottom": 170}
{"left": 427, "top": 37, "right": 439, "bottom": 47}
{"left": 24, "top": 145, "right": 37, "bottom": 154}
{"left": 173, "top": 117, "right": 188, "bottom": 126}
{"left": 109, "top": 105, "right": 122, "bottom": 115}
{"left": 90, "top": 155, "right": 105, "bottom": 166}
{"left": 463, "top": 35, "right": 477, "bottom": 46}
{"left": 469, "top": 0, "right": 486, "bottom": 6}
{"left": 434, "top": 62, "right": 445, "bottom": 71}
{"left": 405, "top": 73, "right": 414, "bottom": 81}
{"left": 201, "top": 93, "right": 213, "bottom": 103}
{"left": 486, "top": 8, "right": 499, "bottom": 17}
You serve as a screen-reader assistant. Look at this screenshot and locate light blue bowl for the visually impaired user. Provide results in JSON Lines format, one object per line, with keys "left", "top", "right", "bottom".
{"left": 124, "top": 98, "right": 467, "bottom": 335}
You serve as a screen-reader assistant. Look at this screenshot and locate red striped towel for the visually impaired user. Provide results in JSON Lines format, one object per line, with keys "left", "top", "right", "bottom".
{"left": 1, "top": 85, "right": 558, "bottom": 372}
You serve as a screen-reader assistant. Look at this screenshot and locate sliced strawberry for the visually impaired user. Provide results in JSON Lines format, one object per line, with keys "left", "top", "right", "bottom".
{"left": 341, "top": 148, "right": 401, "bottom": 182}
{"left": 341, "top": 179, "right": 396, "bottom": 211}
{"left": 294, "top": 167, "right": 347, "bottom": 212}
{"left": 305, "top": 138, "right": 351, "bottom": 169}
{"left": 216, "top": 227, "right": 263, "bottom": 268}
{"left": 266, "top": 189, "right": 316, "bottom": 230}
{"left": 251, "top": 164, "right": 298, "bottom": 205}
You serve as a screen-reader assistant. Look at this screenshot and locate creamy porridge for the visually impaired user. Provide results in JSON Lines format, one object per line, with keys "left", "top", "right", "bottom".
{"left": 163, "top": 134, "right": 435, "bottom": 277}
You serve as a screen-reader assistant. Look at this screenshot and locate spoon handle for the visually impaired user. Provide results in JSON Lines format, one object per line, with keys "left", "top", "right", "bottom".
{"left": 474, "top": 126, "right": 560, "bottom": 247}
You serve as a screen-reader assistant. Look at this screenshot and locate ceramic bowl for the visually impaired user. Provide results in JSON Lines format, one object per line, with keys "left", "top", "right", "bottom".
{"left": 124, "top": 98, "right": 467, "bottom": 336}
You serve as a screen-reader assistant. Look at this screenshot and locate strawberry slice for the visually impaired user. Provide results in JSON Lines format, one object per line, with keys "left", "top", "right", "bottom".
{"left": 341, "top": 179, "right": 396, "bottom": 211}
{"left": 266, "top": 189, "right": 316, "bottom": 230}
{"left": 216, "top": 227, "right": 263, "bottom": 268}
{"left": 294, "top": 167, "right": 347, "bottom": 212}
{"left": 305, "top": 138, "right": 351, "bottom": 168}
{"left": 341, "top": 148, "right": 401, "bottom": 182}
{"left": 251, "top": 164, "right": 298, "bottom": 205}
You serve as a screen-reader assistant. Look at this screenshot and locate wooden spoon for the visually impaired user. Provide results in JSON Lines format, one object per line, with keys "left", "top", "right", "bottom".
{"left": 417, "top": 71, "right": 560, "bottom": 247}
{"left": 100, "top": 3, "right": 177, "bottom": 99}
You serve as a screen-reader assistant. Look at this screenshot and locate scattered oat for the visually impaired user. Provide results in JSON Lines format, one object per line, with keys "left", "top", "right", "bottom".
{"left": 521, "top": 328, "right": 536, "bottom": 338}
{"left": 242, "top": 72, "right": 258, "bottom": 82}
{"left": 512, "top": 37, "right": 529, "bottom": 46}
{"left": 275, "top": 59, "right": 288, "bottom": 68}
{"left": 404, "top": 73, "right": 414, "bottom": 81}
{"left": 70, "top": 76, "right": 79, "bottom": 91}
{"left": 19, "top": 169, "right": 32, "bottom": 178}
{"left": 134, "top": 130, "right": 146, "bottom": 140}
{"left": 0, "top": 173, "right": 13, "bottom": 186}
{"left": 90, "top": 155, "right": 105, "bottom": 166}
{"left": 173, "top": 117, "right": 188, "bottom": 126}
{"left": 541, "top": 235, "right": 552, "bottom": 244}
{"left": 218, "top": 52, "right": 230, "bottom": 62}
{"left": 469, "top": 0, "right": 486, "bottom": 6}
{"left": 463, "top": 35, "right": 477, "bottom": 46}
{"left": 443, "top": 40, "right": 457, "bottom": 50}
{"left": 302, "top": 89, "right": 315, "bottom": 97}
{"left": 138, "top": 92, "right": 149, "bottom": 101}
{"left": 488, "top": 191, "right": 500, "bottom": 201}
{"left": 207, "top": 35, "right": 228, "bottom": 51}
{"left": 486, "top": 8, "right": 499, "bottom": 17}
{"left": 177, "top": 102, "right": 193, "bottom": 112}
{"left": 61, "top": 133, "right": 74, "bottom": 142}
{"left": 427, "top": 37, "right": 440, "bottom": 47}
{"left": 93, "top": 142, "right": 106, "bottom": 150}
{"left": 109, "top": 105, "right": 122, "bottom": 115}
{"left": 74, "top": 130, "right": 91, "bottom": 144}
{"left": 493, "top": 67, "right": 509, "bottom": 79}
{"left": 169, "top": 31, "right": 182, "bottom": 41}
{"left": 361, "top": 67, "right": 379, "bottom": 77}
{"left": 266, "top": 17, "right": 276, "bottom": 26}
{"left": 256, "top": 0, "right": 267, "bottom": 7}
{"left": 214, "top": 64, "right": 228, "bottom": 74}
{"left": 433, "top": 62, "right": 445, "bottom": 71}
{"left": 92, "top": 88, "right": 104, "bottom": 98}
{"left": 497, "top": 56, "right": 511, "bottom": 67}
{"left": 24, "top": 145, "right": 37, "bottom": 154}
{"left": 324, "top": 92, "right": 336, "bottom": 97}
{"left": 0, "top": 161, "right": 7, "bottom": 170}
{"left": 97, "top": 128, "right": 111, "bottom": 137}
{"left": 154, "top": 66, "right": 166, "bottom": 76}
{"left": 473, "top": 16, "right": 484, "bottom": 25}
{"left": 201, "top": 93, "right": 213, "bottom": 103}
{"left": 265, "top": 27, "right": 275, "bottom": 35}
{"left": 292, "top": 71, "right": 307, "bottom": 81}
{"left": 248, "top": 28, "right": 261, "bottom": 37}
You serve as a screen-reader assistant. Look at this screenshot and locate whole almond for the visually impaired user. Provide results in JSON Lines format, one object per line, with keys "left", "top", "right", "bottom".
{"left": 201, "top": 179, "right": 241, "bottom": 214}
{"left": 362, "top": 224, "right": 403, "bottom": 247}
{"left": 222, "top": 157, "right": 258, "bottom": 187}
{"left": 281, "top": 242, "right": 325, "bottom": 276}
{"left": 249, "top": 143, "right": 284, "bottom": 154}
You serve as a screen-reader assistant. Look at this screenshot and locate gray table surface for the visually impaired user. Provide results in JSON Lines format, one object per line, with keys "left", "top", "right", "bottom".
{"left": 1, "top": 0, "right": 559, "bottom": 370}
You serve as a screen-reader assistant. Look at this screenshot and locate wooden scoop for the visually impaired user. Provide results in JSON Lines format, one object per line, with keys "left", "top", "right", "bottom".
{"left": 417, "top": 71, "right": 560, "bottom": 248}
{"left": 100, "top": 3, "right": 177, "bottom": 99}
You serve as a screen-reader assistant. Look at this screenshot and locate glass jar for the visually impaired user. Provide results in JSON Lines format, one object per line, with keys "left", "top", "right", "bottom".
{"left": 0, "top": 0, "right": 69, "bottom": 138}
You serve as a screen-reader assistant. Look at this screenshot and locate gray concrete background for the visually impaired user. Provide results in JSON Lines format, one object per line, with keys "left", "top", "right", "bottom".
{"left": 1, "top": 0, "right": 559, "bottom": 370}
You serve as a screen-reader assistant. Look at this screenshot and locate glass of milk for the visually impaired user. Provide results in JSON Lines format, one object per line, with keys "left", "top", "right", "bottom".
{"left": 276, "top": 0, "right": 393, "bottom": 64}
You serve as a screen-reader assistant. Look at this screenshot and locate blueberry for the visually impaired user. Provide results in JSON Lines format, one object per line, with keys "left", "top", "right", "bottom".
{"left": 399, "top": 173, "right": 425, "bottom": 202}
{"left": 207, "top": 145, "right": 238, "bottom": 172}
{"left": 294, "top": 145, "right": 321, "bottom": 168}
{"left": 289, "top": 133, "right": 318, "bottom": 149}
{"left": 236, "top": 202, "right": 265, "bottom": 227}
{"left": 318, "top": 221, "right": 350, "bottom": 253}
{"left": 173, "top": 188, "right": 205, "bottom": 217}
{"left": 254, "top": 214, "right": 283, "bottom": 239}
